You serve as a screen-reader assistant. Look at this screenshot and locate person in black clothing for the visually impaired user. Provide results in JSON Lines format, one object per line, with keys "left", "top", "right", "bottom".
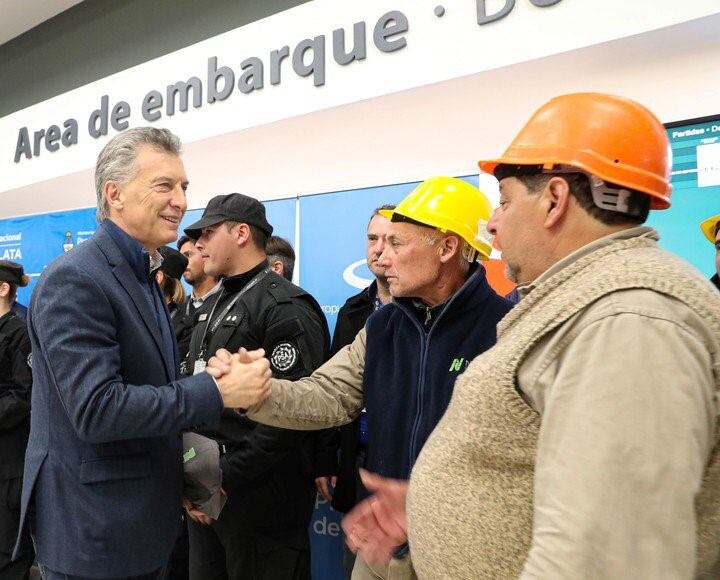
{"left": 313, "top": 205, "right": 394, "bottom": 579}
{"left": 182, "top": 194, "right": 330, "bottom": 580}
{"left": 266, "top": 236, "right": 296, "bottom": 281}
{"left": 174, "top": 237, "right": 221, "bottom": 369}
{"left": 0, "top": 260, "right": 34, "bottom": 580}
{"left": 155, "top": 246, "right": 189, "bottom": 319}
{"left": 10, "top": 301, "right": 27, "bottom": 321}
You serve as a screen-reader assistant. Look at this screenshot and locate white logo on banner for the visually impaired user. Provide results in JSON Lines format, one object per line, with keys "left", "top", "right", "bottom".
{"left": 342, "top": 258, "right": 373, "bottom": 290}
{"left": 0, "top": 231, "right": 22, "bottom": 260}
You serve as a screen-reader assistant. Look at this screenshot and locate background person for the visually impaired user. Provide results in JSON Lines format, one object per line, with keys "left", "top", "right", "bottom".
{"left": 700, "top": 214, "right": 720, "bottom": 291}
{"left": 155, "top": 245, "right": 189, "bottom": 319}
{"left": 0, "top": 261, "right": 33, "bottom": 580}
{"left": 174, "top": 236, "right": 221, "bottom": 367}
{"left": 266, "top": 235, "right": 296, "bottom": 281}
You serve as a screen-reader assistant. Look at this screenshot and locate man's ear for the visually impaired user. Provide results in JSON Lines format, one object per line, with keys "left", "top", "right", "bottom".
{"left": 438, "top": 235, "right": 461, "bottom": 264}
{"left": 542, "top": 176, "right": 572, "bottom": 229}
{"left": 270, "top": 260, "right": 284, "bottom": 276}
{"left": 234, "top": 223, "right": 252, "bottom": 247}
{"left": 105, "top": 181, "right": 123, "bottom": 212}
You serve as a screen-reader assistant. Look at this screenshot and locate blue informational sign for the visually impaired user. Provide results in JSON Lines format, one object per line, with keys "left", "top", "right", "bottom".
{"left": 3, "top": 199, "right": 298, "bottom": 312}
{"left": 264, "top": 197, "right": 298, "bottom": 244}
{"left": 0, "top": 207, "right": 97, "bottom": 308}
{"left": 648, "top": 114, "right": 720, "bottom": 277}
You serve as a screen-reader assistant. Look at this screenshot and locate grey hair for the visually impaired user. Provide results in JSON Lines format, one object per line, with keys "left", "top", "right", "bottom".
{"left": 95, "top": 127, "right": 182, "bottom": 222}
{"left": 422, "top": 230, "right": 472, "bottom": 270}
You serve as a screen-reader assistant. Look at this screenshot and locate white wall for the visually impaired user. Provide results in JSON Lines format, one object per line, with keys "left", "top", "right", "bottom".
{"left": 1, "top": 2, "right": 719, "bottom": 217}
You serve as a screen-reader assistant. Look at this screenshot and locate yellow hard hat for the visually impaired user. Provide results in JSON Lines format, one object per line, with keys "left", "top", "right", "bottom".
{"left": 700, "top": 214, "right": 720, "bottom": 244}
{"left": 379, "top": 176, "right": 494, "bottom": 260}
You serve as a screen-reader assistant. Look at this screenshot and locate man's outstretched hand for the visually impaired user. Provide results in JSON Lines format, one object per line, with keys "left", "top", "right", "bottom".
{"left": 342, "top": 470, "right": 409, "bottom": 567}
{"left": 206, "top": 347, "right": 271, "bottom": 409}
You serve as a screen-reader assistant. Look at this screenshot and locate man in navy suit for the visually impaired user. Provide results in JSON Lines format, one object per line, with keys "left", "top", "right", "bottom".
{"left": 16, "top": 127, "right": 271, "bottom": 579}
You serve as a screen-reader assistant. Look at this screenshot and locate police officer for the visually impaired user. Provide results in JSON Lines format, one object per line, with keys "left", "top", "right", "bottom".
{"left": 0, "top": 261, "right": 34, "bottom": 579}
{"left": 182, "top": 194, "right": 330, "bottom": 580}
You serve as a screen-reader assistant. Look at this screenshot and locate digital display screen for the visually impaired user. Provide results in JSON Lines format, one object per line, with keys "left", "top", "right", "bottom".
{"left": 647, "top": 114, "right": 720, "bottom": 277}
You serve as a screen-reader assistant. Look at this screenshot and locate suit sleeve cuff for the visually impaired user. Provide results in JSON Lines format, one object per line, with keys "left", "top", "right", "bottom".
{"left": 180, "top": 372, "right": 224, "bottom": 428}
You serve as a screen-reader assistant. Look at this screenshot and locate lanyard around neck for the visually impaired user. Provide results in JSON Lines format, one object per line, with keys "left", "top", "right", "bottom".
{"left": 195, "top": 268, "right": 270, "bottom": 359}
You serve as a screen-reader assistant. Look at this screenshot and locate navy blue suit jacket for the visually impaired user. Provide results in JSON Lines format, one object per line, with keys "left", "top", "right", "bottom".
{"left": 17, "top": 221, "right": 223, "bottom": 577}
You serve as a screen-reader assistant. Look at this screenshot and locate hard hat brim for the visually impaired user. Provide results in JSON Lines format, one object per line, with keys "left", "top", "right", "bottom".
{"left": 478, "top": 153, "right": 671, "bottom": 210}
{"left": 700, "top": 215, "right": 720, "bottom": 244}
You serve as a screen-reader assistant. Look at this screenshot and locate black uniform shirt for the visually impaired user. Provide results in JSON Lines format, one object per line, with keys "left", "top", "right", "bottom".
{"left": 0, "top": 311, "right": 32, "bottom": 477}
{"left": 184, "top": 260, "right": 330, "bottom": 516}
{"left": 186, "top": 260, "right": 329, "bottom": 380}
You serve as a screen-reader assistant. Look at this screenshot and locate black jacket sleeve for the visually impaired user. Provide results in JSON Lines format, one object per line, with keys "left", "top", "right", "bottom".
{"left": 0, "top": 323, "right": 32, "bottom": 431}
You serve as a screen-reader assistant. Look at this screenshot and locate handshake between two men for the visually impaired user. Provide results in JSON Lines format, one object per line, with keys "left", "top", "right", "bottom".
{"left": 205, "top": 347, "right": 272, "bottom": 409}
{"left": 202, "top": 345, "right": 412, "bottom": 570}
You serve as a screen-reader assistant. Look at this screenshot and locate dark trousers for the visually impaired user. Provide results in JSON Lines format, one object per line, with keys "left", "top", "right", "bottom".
{"left": 0, "top": 477, "right": 34, "bottom": 580}
{"left": 37, "top": 566, "right": 164, "bottom": 580}
{"left": 187, "top": 519, "right": 310, "bottom": 580}
{"left": 165, "top": 515, "right": 189, "bottom": 580}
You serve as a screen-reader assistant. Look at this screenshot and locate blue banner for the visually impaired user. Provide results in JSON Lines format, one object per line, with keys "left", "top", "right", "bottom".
{"left": 0, "top": 208, "right": 97, "bottom": 307}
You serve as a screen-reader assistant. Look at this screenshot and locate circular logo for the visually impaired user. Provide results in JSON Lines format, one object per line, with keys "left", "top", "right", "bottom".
{"left": 26, "top": 352, "right": 32, "bottom": 368}
{"left": 342, "top": 258, "right": 373, "bottom": 290}
{"left": 271, "top": 343, "right": 298, "bottom": 372}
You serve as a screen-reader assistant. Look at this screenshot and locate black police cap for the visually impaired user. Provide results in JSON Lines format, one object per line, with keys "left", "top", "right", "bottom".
{"left": 184, "top": 193, "right": 273, "bottom": 240}
{"left": 0, "top": 260, "right": 28, "bottom": 287}
{"left": 157, "top": 246, "right": 189, "bottom": 280}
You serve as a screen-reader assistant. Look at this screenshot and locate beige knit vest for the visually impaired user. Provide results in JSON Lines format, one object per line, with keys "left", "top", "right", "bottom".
{"left": 407, "top": 236, "right": 720, "bottom": 580}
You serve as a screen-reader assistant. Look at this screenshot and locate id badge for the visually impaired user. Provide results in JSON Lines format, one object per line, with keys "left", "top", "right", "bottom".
{"left": 193, "top": 359, "right": 207, "bottom": 375}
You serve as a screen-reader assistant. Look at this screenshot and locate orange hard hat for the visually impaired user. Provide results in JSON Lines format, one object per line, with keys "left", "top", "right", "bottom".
{"left": 478, "top": 93, "right": 672, "bottom": 209}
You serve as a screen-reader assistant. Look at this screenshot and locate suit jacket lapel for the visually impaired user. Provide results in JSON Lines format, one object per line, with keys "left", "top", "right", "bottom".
{"left": 155, "top": 283, "right": 178, "bottom": 374}
{"left": 113, "top": 262, "right": 170, "bottom": 367}
{"left": 93, "top": 226, "right": 173, "bottom": 381}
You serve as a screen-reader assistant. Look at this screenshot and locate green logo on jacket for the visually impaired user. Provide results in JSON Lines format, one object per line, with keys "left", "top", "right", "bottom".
{"left": 449, "top": 357, "right": 466, "bottom": 372}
